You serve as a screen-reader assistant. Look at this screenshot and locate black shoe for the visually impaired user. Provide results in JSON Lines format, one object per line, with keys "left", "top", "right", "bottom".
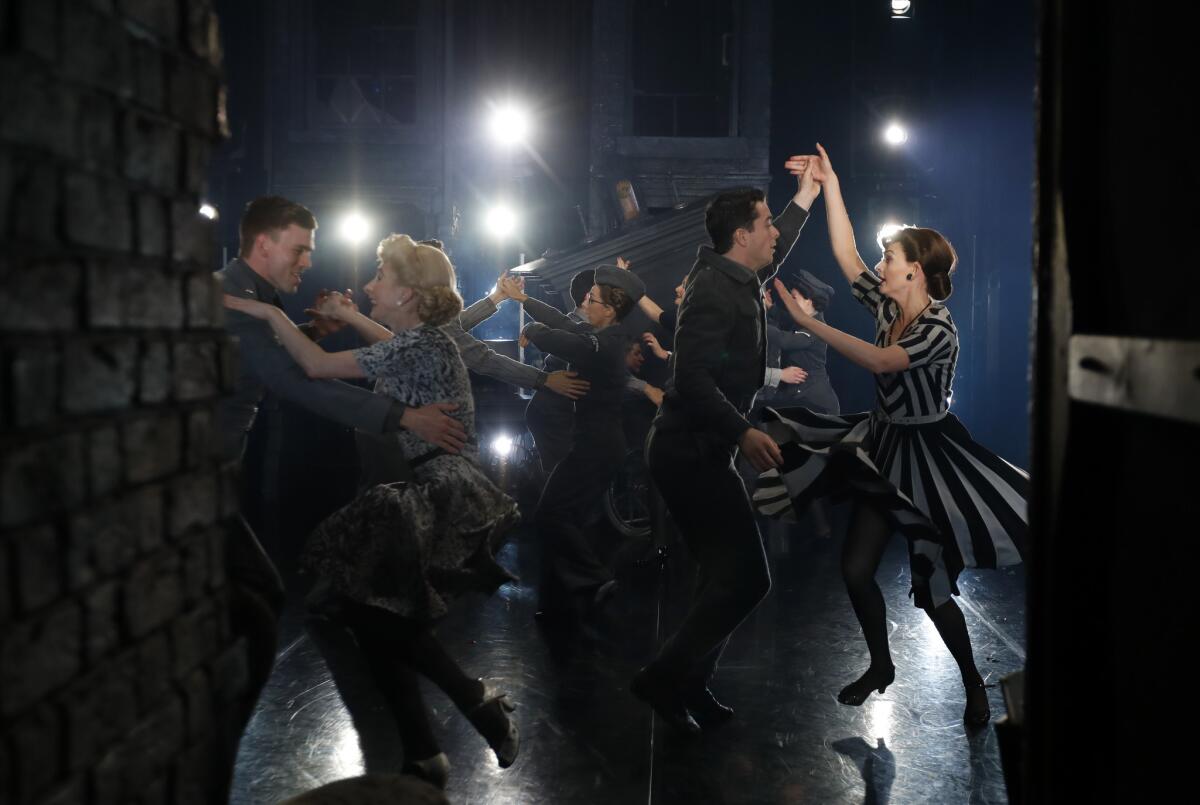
{"left": 837, "top": 664, "right": 896, "bottom": 706}
{"left": 465, "top": 551, "right": 520, "bottom": 594}
{"left": 466, "top": 680, "right": 520, "bottom": 768}
{"left": 963, "top": 679, "right": 991, "bottom": 727}
{"left": 402, "top": 752, "right": 450, "bottom": 790}
{"left": 631, "top": 667, "right": 700, "bottom": 735}
{"left": 684, "top": 686, "right": 734, "bottom": 728}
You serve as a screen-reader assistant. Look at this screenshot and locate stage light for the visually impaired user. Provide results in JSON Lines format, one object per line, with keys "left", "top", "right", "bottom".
{"left": 490, "top": 434, "right": 514, "bottom": 457}
{"left": 891, "top": 1, "right": 913, "bottom": 19}
{"left": 883, "top": 122, "right": 909, "bottom": 146}
{"left": 487, "top": 103, "right": 531, "bottom": 148}
{"left": 484, "top": 204, "right": 518, "bottom": 239}
{"left": 877, "top": 222, "right": 906, "bottom": 244}
{"left": 339, "top": 212, "right": 370, "bottom": 245}
{"left": 199, "top": 202, "right": 218, "bottom": 220}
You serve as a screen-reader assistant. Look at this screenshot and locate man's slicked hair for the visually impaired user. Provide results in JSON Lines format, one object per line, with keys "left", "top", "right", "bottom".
{"left": 239, "top": 196, "right": 317, "bottom": 257}
{"left": 705, "top": 188, "right": 765, "bottom": 254}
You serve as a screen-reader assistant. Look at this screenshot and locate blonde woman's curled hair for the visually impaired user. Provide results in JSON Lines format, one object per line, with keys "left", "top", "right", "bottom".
{"left": 376, "top": 234, "right": 463, "bottom": 327}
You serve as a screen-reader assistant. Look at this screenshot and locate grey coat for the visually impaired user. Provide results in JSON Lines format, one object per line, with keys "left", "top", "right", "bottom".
{"left": 447, "top": 296, "right": 548, "bottom": 390}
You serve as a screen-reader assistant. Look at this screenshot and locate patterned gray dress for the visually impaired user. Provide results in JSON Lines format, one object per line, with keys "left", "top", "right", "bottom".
{"left": 301, "top": 324, "right": 520, "bottom": 621}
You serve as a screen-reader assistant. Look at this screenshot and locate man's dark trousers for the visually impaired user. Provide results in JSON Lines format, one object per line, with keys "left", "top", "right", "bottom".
{"left": 644, "top": 427, "right": 771, "bottom": 686}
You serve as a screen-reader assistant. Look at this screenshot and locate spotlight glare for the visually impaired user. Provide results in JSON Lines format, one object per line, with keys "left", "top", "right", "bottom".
{"left": 340, "top": 212, "right": 370, "bottom": 245}
{"left": 198, "top": 202, "right": 218, "bottom": 220}
{"left": 484, "top": 204, "right": 518, "bottom": 239}
{"left": 487, "top": 103, "right": 531, "bottom": 147}
{"left": 877, "top": 222, "right": 906, "bottom": 244}
{"left": 883, "top": 122, "right": 909, "bottom": 146}
{"left": 891, "top": 1, "right": 913, "bottom": 18}
{"left": 490, "top": 434, "right": 514, "bottom": 457}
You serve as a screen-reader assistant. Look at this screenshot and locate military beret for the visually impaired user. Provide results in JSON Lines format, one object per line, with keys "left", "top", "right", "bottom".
{"left": 788, "top": 269, "right": 835, "bottom": 311}
{"left": 594, "top": 265, "right": 645, "bottom": 302}
{"left": 569, "top": 269, "right": 596, "bottom": 307}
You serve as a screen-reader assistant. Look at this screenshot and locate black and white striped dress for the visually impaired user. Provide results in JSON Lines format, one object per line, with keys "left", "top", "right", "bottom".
{"left": 753, "top": 270, "right": 1028, "bottom": 608}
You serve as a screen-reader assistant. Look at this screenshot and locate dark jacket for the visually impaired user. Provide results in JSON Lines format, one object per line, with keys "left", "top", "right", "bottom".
{"left": 214, "top": 258, "right": 395, "bottom": 462}
{"left": 521, "top": 298, "right": 630, "bottom": 452}
{"left": 526, "top": 308, "right": 589, "bottom": 417}
{"left": 764, "top": 314, "right": 840, "bottom": 415}
{"left": 653, "top": 201, "right": 809, "bottom": 447}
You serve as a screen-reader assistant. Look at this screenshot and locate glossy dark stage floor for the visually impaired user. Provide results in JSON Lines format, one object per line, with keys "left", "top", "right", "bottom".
{"left": 231, "top": 508, "right": 1024, "bottom": 804}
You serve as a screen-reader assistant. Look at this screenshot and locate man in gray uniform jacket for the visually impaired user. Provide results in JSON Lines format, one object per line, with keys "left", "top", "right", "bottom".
{"left": 216, "top": 203, "right": 467, "bottom": 464}
{"left": 214, "top": 196, "right": 467, "bottom": 726}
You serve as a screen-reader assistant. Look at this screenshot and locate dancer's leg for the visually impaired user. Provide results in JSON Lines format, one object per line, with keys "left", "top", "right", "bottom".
{"left": 837, "top": 502, "right": 897, "bottom": 704}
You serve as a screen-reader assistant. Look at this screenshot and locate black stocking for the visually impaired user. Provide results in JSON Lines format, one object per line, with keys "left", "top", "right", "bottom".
{"left": 841, "top": 502, "right": 895, "bottom": 672}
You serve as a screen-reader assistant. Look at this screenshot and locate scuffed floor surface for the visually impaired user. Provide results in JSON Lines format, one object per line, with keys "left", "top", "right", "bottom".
{"left": 232, "top": 509, "right": 1023, "bottom": 804}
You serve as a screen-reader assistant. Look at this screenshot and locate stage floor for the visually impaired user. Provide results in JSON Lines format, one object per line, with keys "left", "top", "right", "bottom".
{"left": 232, "top": 507, "right": 1024, "bottom": 804}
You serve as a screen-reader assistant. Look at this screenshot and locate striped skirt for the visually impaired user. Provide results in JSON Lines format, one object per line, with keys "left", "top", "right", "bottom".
{"left": 752, "top": 407, "right": 1028, "bottom": 608}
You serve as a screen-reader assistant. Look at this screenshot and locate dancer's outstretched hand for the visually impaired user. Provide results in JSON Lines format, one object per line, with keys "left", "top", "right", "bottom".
{"left": 642, "top": 332, "right": 670, "bottom": 360}
{"left": 616, "top": 256, "right": 631, "bottom": 270}
{"left": 781, "top": 366, "right": 808, "bottom": 384}
{"left": 789, "top": 288, "right": 816, "bottom": 317}
{"left": 786, "top": 144, "right": 835, "bottom": 185}
{"left": 813, "top": 143, "right": 836, "bottom": 184}
{"left": 311, "top": 289, "right": 357, "bottom": 321}
{"left": 500, "top": 274, "right": 528, "bottom": 302}
{"left": 784, "top": 155, "right": 815, "bottom": 176}
{"left": 400, "top": 402, "right": 467, "bottom": 453}
{"left": 789, "top": 158, "right": 821, "bottom": 209}
{"left": 739, "top": 427, "right": 783, "bottom": 472}
{"left": 302, "top": 289, "right": 354, "bottom": 338}
{"left": 546, "top": 370, "right": 590, "bottom": 399}
{"left": 489, "top": 272, "right": 511, "bottom": 303}
{"left": 773, "top": 278, "right": 812, "bottom": 324}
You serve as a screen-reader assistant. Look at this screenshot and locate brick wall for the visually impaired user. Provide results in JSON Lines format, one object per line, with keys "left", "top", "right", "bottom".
{"left": 0, "top": 1, "right": 248, "bottom": 802}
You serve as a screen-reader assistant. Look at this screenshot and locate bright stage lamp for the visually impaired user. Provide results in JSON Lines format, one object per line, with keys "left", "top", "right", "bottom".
{"left": 340, "top": 212, "right": 370, "bottom": 245}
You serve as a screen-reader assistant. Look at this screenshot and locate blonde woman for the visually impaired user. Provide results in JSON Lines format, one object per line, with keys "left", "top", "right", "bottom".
{"left": 225, "top": 235, "right": 519, "bottom": 787}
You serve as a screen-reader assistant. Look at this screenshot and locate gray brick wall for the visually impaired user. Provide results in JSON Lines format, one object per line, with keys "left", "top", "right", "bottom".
{"left": 0, "top": 2, "right": 245, "bottom": 803}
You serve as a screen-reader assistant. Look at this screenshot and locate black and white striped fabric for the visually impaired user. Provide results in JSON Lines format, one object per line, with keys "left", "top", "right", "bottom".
{"left": 753, "top": 271, "right": 1028, "bottom": 609}
{"left": 852, "top": 270, "right": 959, "bottom": 419}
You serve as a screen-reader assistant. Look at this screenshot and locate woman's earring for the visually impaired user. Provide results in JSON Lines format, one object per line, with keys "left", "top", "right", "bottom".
{"left": 905, "top": 273, "right": 913, "bottom": 281}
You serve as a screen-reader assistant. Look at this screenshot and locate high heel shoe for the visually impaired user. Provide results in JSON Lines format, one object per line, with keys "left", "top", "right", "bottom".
{"left": 963, "top": 679, "right": 991, "bottom": 727}
{"left": 837, "top": 665, "right": 896, "bottom": 706}
{"left": 402, "top": 752, "right": 451, "bottom": 789}
{"left": 466, "top": 680, "right": 520, "bottom": 768}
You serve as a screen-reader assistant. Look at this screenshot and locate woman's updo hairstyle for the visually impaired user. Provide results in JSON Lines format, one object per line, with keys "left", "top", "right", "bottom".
{"left": 879, "top": 225, "right": 958, "bottom": 302}
{"left": 376, "top": 234, "right": 463, "bottom": 326}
